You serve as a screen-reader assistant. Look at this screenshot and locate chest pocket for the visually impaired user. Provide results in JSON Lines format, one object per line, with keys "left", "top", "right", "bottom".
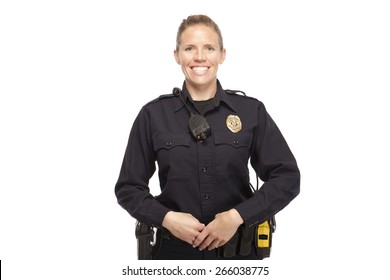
{"left": 153, "top": 133, "right": 192, "bottom": 179}
{"left": 214, "top": 131, "right": 252, "bottom": 176}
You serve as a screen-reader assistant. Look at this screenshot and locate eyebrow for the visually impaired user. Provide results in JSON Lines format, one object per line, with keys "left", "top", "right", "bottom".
{"left": 182, "top": 43, "right": 218, "bottom": 48}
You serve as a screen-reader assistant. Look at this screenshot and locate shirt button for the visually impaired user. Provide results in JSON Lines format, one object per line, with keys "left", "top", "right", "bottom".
{"left": 204, "top": 194, "right": 210, "bottom": 200}
{"left": 233, "top": 140, "right": 239, "bottom": 145}
{"left": 201, "top": 167, "right": 207, "bottom": 173}
{"left": 166, "top": 142, "right": 172, "bottom": 147}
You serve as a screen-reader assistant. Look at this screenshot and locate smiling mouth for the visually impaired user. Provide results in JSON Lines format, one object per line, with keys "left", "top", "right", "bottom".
{"left": 191, "top": 66, "right": 209, "bottom": 74}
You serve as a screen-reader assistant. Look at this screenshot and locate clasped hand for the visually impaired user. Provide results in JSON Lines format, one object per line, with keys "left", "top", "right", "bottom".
{"left": 162, "top": 209, "right": 243, "bottom": 251}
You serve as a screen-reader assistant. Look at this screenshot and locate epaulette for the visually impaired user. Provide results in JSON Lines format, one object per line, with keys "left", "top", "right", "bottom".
{"left": 145, "top": 93, "right": 176, "bottom": 106}
{"left": 158, "top": 93, "right": 176, "bottom": 100}
{"left": 225, "top": 89, "right": 247, "bottom": 96}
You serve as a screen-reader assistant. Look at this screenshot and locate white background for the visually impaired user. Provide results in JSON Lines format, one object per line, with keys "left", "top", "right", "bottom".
{"left": 1, "top": 0, "right": 389, "bottom": 279}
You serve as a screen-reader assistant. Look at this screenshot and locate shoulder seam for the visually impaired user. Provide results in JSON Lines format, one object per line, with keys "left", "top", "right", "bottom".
{"left": 144, "top": 93, "right": 176, "bottom": 106}
{"left": 225, "top": 89, "right": 260, "bottom": 102}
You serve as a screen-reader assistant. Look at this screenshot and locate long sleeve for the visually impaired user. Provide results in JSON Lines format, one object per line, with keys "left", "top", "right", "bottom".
{"left": 115, "top": 107, "right": 171, "bottom": 227}
{"left": 234, "top": 102, "right": 300, "bottom": 227}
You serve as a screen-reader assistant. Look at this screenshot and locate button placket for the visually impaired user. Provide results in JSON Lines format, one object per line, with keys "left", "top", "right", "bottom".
{"left": 197, "top": 139, "right": 215, "bottom": 221}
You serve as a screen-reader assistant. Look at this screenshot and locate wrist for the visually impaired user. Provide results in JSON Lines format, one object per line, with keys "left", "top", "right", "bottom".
{"left": 162, "top": 211, "right": 174, "bottom": 229}
{"left": 228, "top": 208, "right": 244, "bottom": 226}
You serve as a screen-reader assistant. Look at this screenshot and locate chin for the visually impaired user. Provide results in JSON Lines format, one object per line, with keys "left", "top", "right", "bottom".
{"left": 188, "top": 76, "right": 214, "bottom": 86}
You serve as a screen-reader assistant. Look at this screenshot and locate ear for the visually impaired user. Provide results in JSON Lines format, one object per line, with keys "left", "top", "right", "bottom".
{"left": 219, "top": 48, "right": 226, "bottom": 64}
{"left": 174, "top": 49, "right": 180, "bottom": 64}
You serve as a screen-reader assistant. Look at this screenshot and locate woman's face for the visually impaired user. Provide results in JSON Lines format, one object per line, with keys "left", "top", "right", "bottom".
{"left": 174, "top": 25, "right": 226, "bottom": 91}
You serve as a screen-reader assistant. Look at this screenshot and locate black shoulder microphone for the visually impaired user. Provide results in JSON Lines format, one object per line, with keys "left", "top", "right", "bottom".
{"left": 172, "top": 87, "right": 181, "bottom": 96}
{"left": 172, "top": 87, "right": 211, "bottom": 142}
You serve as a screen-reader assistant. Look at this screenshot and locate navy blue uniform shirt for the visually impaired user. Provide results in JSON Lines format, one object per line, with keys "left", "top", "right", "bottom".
{"left": 115, "top": 80, "right": 300, "bottom": 228}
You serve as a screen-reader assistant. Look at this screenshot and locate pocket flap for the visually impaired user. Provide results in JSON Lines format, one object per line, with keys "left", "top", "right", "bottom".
{"left": 153, "top": 133, "right": 191, "bottom": 151}
{"left": 214, "top": 131, "right": 251, "bottom": 148}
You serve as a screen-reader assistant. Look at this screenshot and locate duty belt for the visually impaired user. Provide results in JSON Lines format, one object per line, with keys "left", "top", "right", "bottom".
{"left": 135, "top": 217, "right": 275, "bottom": 260}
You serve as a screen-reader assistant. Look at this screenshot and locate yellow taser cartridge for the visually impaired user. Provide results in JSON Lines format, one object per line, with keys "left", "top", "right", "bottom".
{"left": 257, "top": 220, "right": 270, "bottom": 248}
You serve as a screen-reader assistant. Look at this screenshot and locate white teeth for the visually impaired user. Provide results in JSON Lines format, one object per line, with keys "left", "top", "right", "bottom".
{"left": 192, "top": 67, "right": 208, "bottom": 71}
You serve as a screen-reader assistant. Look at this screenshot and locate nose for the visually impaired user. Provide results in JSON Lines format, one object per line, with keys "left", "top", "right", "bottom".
{"left": 194, "top": 49, "right": 206, "bottom": 61}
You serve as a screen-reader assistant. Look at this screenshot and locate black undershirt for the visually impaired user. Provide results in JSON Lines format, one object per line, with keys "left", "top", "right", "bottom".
{"left": 193, "top": 98, "right": 215, "bottom": 115}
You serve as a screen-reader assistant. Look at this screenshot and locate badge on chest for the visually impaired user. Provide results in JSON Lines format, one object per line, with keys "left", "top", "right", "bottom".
{"left": 226, "top": 115, "right": 242, "bottom": 133}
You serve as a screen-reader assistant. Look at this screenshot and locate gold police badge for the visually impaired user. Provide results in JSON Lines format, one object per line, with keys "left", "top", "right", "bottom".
{"left": 226, "top": 115, "right": 242, "bottom": 133}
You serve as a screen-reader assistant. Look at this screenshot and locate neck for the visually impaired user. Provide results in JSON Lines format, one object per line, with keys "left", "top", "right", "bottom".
{"left": 186, "top": 81, "right": 217, "bottom": 101}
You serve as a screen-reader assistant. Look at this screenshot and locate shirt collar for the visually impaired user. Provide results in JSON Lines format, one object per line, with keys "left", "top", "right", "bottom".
{"left": 174, "top": 80, "right": 237, "bottom": 113}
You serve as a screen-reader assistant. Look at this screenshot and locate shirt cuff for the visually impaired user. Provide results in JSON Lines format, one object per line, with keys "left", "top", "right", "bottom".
{"left": 146, "top": 202, "right": 171, "bottom": 228}
{"left": 234, "top": 196, "right": 264, "bottom": 228}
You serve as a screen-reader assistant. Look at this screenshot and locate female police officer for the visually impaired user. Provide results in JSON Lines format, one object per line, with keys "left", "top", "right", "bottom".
{"left": 115, "top": 15, "right": 300, "bottom": 259}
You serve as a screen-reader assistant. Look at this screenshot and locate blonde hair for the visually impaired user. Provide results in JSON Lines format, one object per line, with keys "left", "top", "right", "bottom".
{"left": 176, "top": 15, "right": 224, "bottom": 51}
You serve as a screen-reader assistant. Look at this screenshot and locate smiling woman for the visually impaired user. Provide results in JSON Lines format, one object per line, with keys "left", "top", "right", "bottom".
{"left": 115, "top": 14, "right": 300, "bottom": 260}
{"left": 173, "top": 16, "right": 226, "bottom": 100}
